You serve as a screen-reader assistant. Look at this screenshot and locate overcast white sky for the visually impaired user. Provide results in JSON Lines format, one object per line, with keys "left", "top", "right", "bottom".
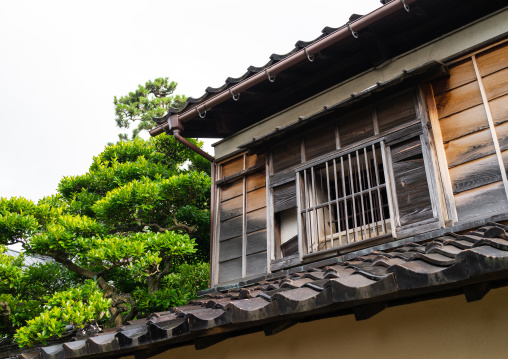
{"left": 0, "top": 0, "right": 381, "bottom": 202}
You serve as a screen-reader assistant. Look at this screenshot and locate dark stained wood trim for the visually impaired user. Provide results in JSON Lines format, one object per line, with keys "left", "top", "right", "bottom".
{"left": 215, "top": 164, "right": 264, "bottom": 186}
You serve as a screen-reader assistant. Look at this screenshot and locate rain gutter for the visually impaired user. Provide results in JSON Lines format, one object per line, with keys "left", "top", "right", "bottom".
{"left": 149, "top": 0, "right": 418, "bottom": 137}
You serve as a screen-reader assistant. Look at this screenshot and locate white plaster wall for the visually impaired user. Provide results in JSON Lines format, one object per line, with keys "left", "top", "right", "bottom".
{"left": 280, "top": 207, "right": 298, "bottom": 244}
{"left": 147, "top": 285, "right": 508, "bottom": 359}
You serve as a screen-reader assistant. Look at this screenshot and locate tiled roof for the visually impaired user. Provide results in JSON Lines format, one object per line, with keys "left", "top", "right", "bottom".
{"left": 149, "top": 0, "right": 507, "bottom": 139}
{"left": 10, "top": 222, "right": 508, "bottom": 359}
{"left": 154, "top": 22, "right": 346, "bottom": 122}
{"left": 152, "top": 10, "right": 385, "bottom": 127}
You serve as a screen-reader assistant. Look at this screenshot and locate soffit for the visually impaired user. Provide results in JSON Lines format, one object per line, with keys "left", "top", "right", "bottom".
{"left": 152, "top": 0, "right": 507, "bottom": 138}
{"left": 237, "top": 60, "right": 446, "bottom": 152}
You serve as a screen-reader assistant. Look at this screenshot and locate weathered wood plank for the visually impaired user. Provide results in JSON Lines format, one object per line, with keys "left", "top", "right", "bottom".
{"left": 384, "top": 123, "right": 421, "bottom": 145}
{"left": 246, "top": 153, "right": 266, "bottom": 170}
{"left": 246, "top": 252, "right": 267, "bottom": 277}
{"left": 269, "top": 169, "right": 296, "bottom": 187}
{"left": 377, "top": 92, "right": 416, "bottom": 132}
{"left": 220, "top": 196, "right": 243, "bottom": 222}
{"left": 305, "top": 123, "right": 337, "bottom": 161}
{"left": 246, "top": 230, "right": 267, "bottom": 255}
{"left": 449, "top": 154, "right": 502, "bottom": 194}
{"left": 391, "top": 133, "right": 433, "bottom": 227}
{"left": 219, "top": 215, "right": 243, "bottom": 241}
{"left": 392, "top": 158, "right": 425, "bottom": 174}
{"left": 246, "top": 208, "right": 267, "bottom": 233}
{"left": 215, "top": 164, "right": 264, "bottom": 186}
{"left": 394, "top": 167, "right": 432, "bottom": 204}
{"left": 218, "top": 258, "right": 242, "bottom": 283}
{"left": 273, "top": 181, "right": 296, "bottom": 213}
{"left": 391, "top": 138, "right": 422, "bottom": 163}
{"left": 444, "top": 128, "right": 495, "bottom": 168}
{"left": 281, "top": 236, "right": 298, "bottom": 257}
{"left": 454, "top": 181, "right": 508, "bottom": 221}
{"left": 399, "top": 206, "right": 434, "bottom": 227}
{"left": 439, "top": 104, "right": 489, "bottom": 143}
{"left": 432, "top": 59, "right": 476, "bottom": 95}
{"left": 246, "top": 172, "right": 266, "bottom": 192}
{"left": 339, "top": 109, "right": 374, "bottom": 147}
{"left": 491, "top": 94, "right": 508, "bottom": 126}
{"left": 272, "top": 139, "right": 301, "bottom": 173}
{"left": 495, "top": 121, "right": 508, "bottom": 151}
{"left": 503, "top": 149, "right": 508, "bottom": 173}
{"left": 476, "top": 42, "right": 508, "bottom": 77}
{"left": 246, "top": 187, "right": 266, "bottom": 213}
{"left": 220, "top": 179, "right": 243, "bottom": 202}
{"left": 483, "top": 67, "right": 508, "bottom": 101}
{"left": 219, "top": 236, "right": 242, "bottom": 262}
{"left": 221, "top": 155, "right": 244, "bottom": 177}
{"left": 434, "top": 81, "right": 483, "bottom": 119}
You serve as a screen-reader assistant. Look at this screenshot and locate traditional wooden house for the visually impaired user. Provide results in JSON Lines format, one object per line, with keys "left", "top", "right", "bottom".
{"left": 151, "top": 0, "right": 508, "bottom": 288}
{"left": 11, "top": 0, "right": 508, "bottom": 358}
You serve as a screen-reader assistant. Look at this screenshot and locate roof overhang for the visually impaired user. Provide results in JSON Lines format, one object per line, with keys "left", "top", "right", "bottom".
{"left": 149, "top": 0, "right": 507, "bottom": 139}
{"left": 238, "top": 60, "right": 447, "bottom": 152}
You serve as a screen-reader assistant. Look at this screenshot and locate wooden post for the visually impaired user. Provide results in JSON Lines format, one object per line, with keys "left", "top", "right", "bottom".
{"left": 424, "top": 83, "right": 458, "bottom": 223}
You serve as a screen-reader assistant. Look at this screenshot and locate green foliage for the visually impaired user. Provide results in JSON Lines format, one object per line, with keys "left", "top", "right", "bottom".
{"left": 0, "top": 253, "right": 83, "bottom": 338}
{"left": 0, "top": 245, "right": 24, "bottom": 292}
{"left": 114, "top": 77, "right": 187, "bottom": 140}
{"left": 14, "top": 281, "right": 111, "bottom": 347}
{"left": 134, "top": 262, "right": 209, "bottom": 314}
{"left": 1, "top": 134, "right": 211, "bottom": 346}
{"left": 166, "top": 262, "right": 210, "bottom": 302}
{"left": 91, "top": 172, "right": 211, "bottom": 230}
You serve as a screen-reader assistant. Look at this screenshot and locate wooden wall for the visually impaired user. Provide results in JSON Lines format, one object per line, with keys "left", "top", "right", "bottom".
{"left": 429, "top": 40, "right": 508, "bottom": 222}
{"left": 390, "top": 137, "right": 434, "bottom": 227}
{"left": 216, "top": 153, "right": 267, "bottom": 284}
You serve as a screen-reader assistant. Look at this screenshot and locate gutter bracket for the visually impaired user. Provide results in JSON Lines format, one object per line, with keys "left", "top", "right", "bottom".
{"left": 401, "top": 0, "right": 410, "bottom": 12}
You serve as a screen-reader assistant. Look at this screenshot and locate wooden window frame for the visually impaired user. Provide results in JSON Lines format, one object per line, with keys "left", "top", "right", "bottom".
{"left": 297, "top": 140, "right": 392, "bottom": 257}
{"left": 268, "top": 89, "right": 445, "bottom": 268}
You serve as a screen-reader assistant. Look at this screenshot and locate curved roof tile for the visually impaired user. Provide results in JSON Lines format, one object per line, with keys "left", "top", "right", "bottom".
{"left": 152, "top": 17, "right": 363, "bottom": 124}
{"left": 13, "top": 222, "right": 508, "bottom": 359}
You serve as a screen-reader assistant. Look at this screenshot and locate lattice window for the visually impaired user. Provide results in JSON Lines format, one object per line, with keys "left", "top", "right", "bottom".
{"left": 298, "top": 141, "right": 391, "bottom": 254}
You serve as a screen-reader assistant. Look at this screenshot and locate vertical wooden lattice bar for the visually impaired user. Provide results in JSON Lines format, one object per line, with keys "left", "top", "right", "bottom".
{"left": 304, "top": 169, "right": 311, "bottom": 254}
{"left": 348, "top": 153, "right": 359, "bottom": 242}
{"left": 298, "top": 140, "right": 390, "bottom": 254}
{"left": 364, "top": 147, "right": 377, "bottom": 236}
{"left": 372, "top": 143, "right": 386, "bottom": 233}
{"left": 326, "top": 161, "right": 334, "bottom": 248}
{"left": 333, "top": 159, "right": 343, "bottom": 245}
{"left": 356, "top": 151, "right": 368, "bottom": 240}
{"left": 341, "top": 156, "right": 350, "bottom": 244}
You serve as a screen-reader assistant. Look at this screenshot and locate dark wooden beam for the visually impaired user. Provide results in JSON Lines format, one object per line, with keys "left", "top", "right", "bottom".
{"left": 263, "top": 320, "right": 298, "bottom": 336}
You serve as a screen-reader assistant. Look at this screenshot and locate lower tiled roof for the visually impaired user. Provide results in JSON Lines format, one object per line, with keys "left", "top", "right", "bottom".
{"left": 12, "top": 222, "right": 508, "bottom": 359}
